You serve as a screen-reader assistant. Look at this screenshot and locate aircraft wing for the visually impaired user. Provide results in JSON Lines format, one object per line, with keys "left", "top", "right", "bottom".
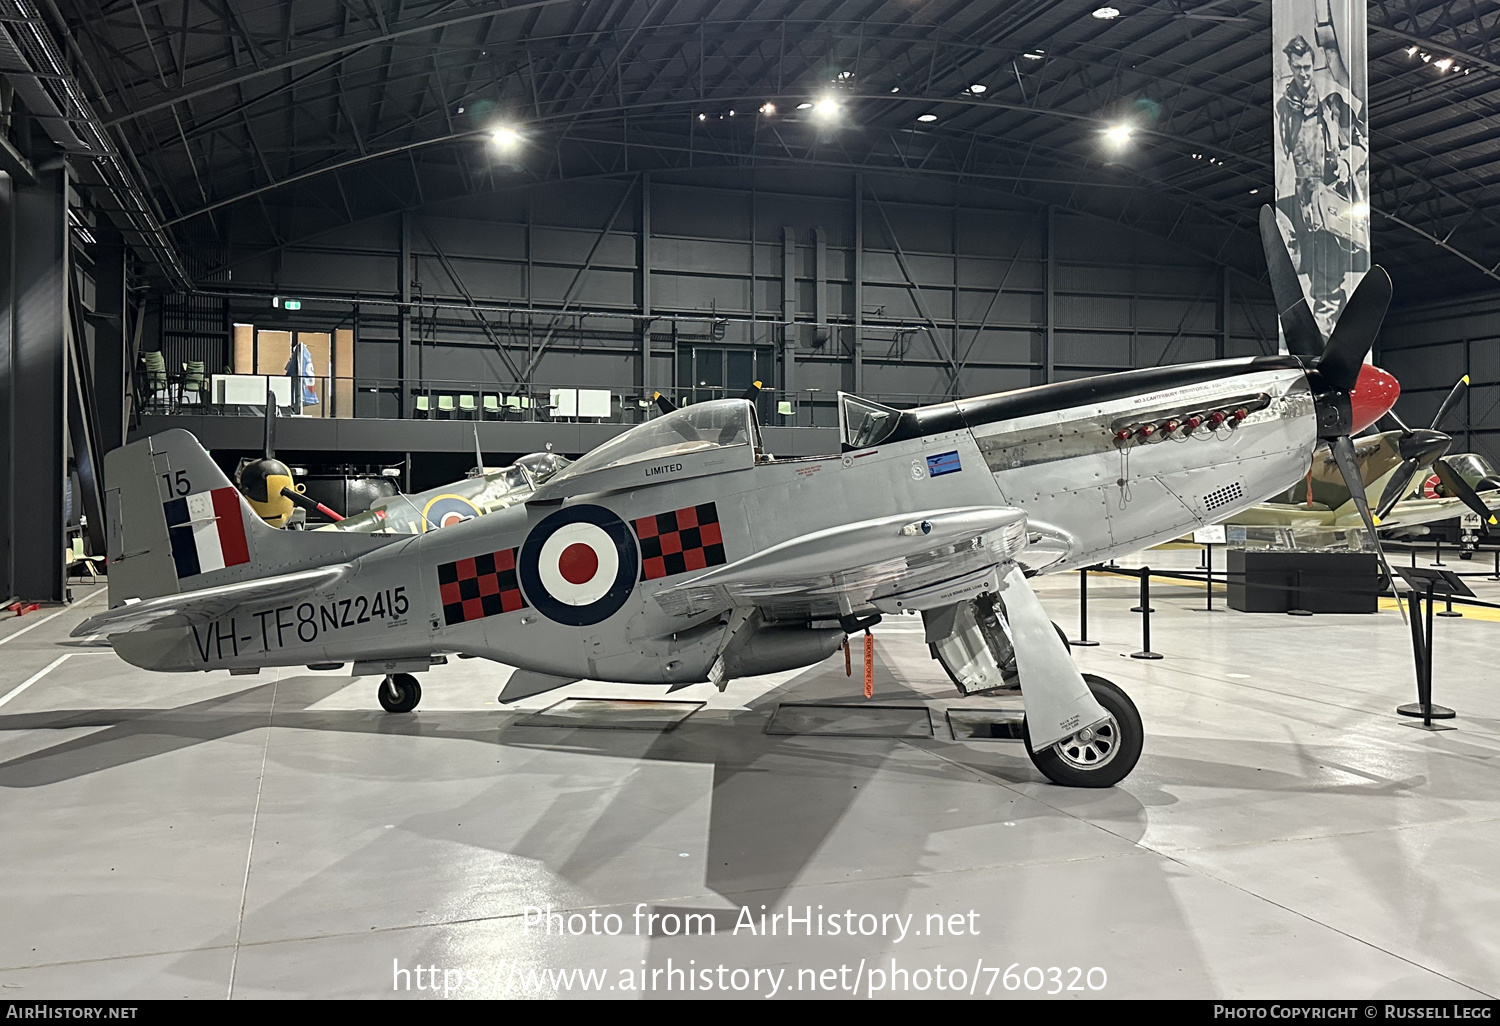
{"left": 1357, "top": 488, "right": 1500, "bottom": 531}
{"left": 71, "top": 565, "right": 351, "bottom": 637}
{"left": 651, "top": 506, "right": 1029, "bottom": 621}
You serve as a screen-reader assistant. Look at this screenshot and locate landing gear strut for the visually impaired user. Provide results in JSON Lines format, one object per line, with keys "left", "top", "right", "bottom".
{"left": 379, "top": 673, "right": 422, "bottom": 713}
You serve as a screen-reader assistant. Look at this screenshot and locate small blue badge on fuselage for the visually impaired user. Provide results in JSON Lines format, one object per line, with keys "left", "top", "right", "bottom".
{"left": 926, "top": 450, "right": 962, "bottom": 477}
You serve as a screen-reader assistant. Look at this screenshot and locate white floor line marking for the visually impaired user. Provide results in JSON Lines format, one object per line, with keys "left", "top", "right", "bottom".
{"left": 227, "top": 672, "right": 278, "bottom": 999}
{"left": 0, "top": 589, "right": 105, "bottom": 648}
{"left": 0, "top": 654, "right": 73, "bottom": 709}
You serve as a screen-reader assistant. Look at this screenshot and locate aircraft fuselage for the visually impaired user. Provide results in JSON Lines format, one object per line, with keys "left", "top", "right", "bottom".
{"left": 112, "top": 356, "right": 1317, "bottom": 683}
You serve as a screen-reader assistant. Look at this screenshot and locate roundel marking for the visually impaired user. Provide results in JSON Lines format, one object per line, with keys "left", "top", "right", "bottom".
{"left": 421, "top": 494, "right": 482, "bottom": 532}
{"left": 1422, "top": 474, "right": 1442, "bottom": 500}
{"left": 536, "top": 521, "right": 619, "bottom": 606}
{"left": 518, "top": 504, "right": 639, "bottom": 626}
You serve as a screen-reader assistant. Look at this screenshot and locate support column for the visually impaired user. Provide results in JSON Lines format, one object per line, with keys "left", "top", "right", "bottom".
{"left": 1218, "top": 265, "right": 1230, "bottom": 361}
{"left": 813, "top": 226, "right": 827, "bottom": 347}
{"left": 11, "top": 166, "right": 68, "bottom": 601}
{"left": 1043, "top": 206, "right": 1055, "bottom": 385}
{"left": 398, "top": 210, "right": 412, "bottom": 417}
{"left": 852, "top": 172, "right": 864, "bottom": 394}
{"left": 639, "top": 172, "right": 652, "bottom": 395}
{"left": 91, "top": 226, "right": 127, "bottom": 454}
{"left": 0, "top": 173, "right": 12, "bottom": 599}
{"left": 781, "top": 226, "right": 796, "bottom": 411}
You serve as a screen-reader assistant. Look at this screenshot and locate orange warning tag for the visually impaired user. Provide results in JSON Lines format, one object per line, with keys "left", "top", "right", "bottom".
{"left": 863, "top": 633, "right": 874, "bottom": 698}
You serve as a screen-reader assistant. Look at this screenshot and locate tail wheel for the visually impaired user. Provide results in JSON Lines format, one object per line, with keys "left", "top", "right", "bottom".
{"left": 1024, "top": 674, "right": 1142, "bottom": 788}
{"left": 379, "top": 673, "right": 422, "bottom": 713}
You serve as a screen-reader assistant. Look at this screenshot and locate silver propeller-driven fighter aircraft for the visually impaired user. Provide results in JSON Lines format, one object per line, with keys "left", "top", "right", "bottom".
{"left": 76, "top": 209, "right": 1403, "bottom": 788}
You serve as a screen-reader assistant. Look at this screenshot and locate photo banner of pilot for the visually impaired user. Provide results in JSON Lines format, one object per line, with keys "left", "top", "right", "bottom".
{"left": 1272, "top": 0, "right": 1369, "bottom": 343}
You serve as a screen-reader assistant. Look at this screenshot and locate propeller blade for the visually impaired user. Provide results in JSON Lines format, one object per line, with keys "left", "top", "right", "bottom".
{"left": 1383, "top": 410, "right": 1412, "bottom": 433}
{"left": 1318, "top": 267, "right": 1393, "bottom": 393}
{"left": 1258, "top": 205, "right": 1324, "bottom": 359}
{"left": 1375, "top": 457, "right": 1420, "bottom": 520}
{"left": 1432, "top": 458, "right": 1498, "bottom": 534}
{"left": 1330, "top": 434, "right": 1407, "bottom": 624}
{"left": 263, "top": 388, "right": 277, "bottom": 459}
{"left": 1429, "top": 375, "right": 1469, "bottom": 432}
{"left": 740, "top": 380, "right": 763, "bottom": 401}
{"left": 652, "top": 390, "right": 677, "bottom": 414}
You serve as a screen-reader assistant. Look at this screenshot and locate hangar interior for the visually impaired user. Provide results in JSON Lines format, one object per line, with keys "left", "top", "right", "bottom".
{"left": 1, "top": 0, "right": 1499, "bottom": 1001}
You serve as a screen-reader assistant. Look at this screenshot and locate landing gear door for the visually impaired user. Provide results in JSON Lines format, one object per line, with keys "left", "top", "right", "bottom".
{"left": 997, "top": 565, "right": 1109, "bottom": 751}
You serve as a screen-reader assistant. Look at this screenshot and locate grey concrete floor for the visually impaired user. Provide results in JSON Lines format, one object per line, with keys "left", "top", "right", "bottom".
{"left": 1, "top": 548, "right": 1498, "bottom": 1000}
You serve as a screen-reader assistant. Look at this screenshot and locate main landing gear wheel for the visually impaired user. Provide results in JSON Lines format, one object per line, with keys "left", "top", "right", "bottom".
{"left": 1024, "top": 674, "right": 1142, "bottom": 788}
{"left": 379, "top": 673, "right": 422, "bottom": 713}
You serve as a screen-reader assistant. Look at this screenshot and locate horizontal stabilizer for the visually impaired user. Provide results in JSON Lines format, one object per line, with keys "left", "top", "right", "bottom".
{"left": 72, "top": 565, "right": 349, "bottom": 637}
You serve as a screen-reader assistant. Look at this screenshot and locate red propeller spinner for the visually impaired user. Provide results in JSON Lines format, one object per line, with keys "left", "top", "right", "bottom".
{"left": 1348, "top": 364, "right": 1400, "bottom": 434}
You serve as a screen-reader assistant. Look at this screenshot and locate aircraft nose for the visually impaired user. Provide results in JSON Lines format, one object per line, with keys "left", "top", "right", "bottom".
{"left": 1349, "top": 364, "right": 1400, "bottom": 434}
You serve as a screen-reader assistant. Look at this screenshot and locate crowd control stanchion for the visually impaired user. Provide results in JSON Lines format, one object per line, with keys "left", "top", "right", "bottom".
{"left": 1286, "top": 569, "right": 1314, "bottom": 616}
{"left": 1195, "top": 543, "right": 1221, "bottom": 613}
{"left": 1489, "top": 549, "right": 1500, "bottom": 582}
{"left": 1438, "top": 589, "right": 1464, "bottom": 618}
{"left": 1130, "top": 569, "right": 1155, "bottom": 613}
{"left": 1130, "top": 569, "right": 1163, "bottom": 661}
{"left": 1433, "top": 539, "right": 1447, "bottom": 567}
{"left": 1072, "top": 567, "right": 1100, "bottom": 647}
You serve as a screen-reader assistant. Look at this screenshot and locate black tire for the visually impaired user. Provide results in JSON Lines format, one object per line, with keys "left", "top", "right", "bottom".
{"left": 378, "top": 673, "right": 422, "bottom": 713}
{"left": 1052, "top": 621, "right": 1071, "bottom": 652}
{"left": 1024, "top": 674, "right": 1142, "bottom": 788}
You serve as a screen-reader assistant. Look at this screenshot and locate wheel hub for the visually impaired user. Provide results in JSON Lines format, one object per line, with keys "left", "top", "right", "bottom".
{"left": 1053, "top": 715, "right": 1119, "bottom": 770}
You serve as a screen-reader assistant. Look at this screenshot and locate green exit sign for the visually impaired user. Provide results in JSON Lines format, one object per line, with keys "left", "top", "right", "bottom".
{"left": 283, "top": 299, "right": 302, "bottom": 310}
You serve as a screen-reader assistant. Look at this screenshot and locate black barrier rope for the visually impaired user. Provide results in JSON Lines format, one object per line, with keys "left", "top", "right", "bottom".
{"left": 1069, "top": 557, "right": 1481, "bottom": 728}
{"left": 1083, "top": 563, "right": 1500, "bottom": 612}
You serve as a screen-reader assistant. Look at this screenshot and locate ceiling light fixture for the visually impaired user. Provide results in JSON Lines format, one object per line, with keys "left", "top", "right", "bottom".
{"left": 1092, "top": 6, "right": 1120, "bottom": 18}
{"left": 1103, "top": 123, "right": 1133, "bottom": 147}
{"left": 1022, "top": 51, "right": 1044, "bottom": 60}
{"left": 890, "top": 85, "right": 901, "bottom": 93}
{"left": 490, "top": 126, "right": 521, "bottom": 148}
{"left": 917, "top": 113, "right": 938, "bottom": 122}
{"left": 1435, "top": 57, "right": 1453, "bottom": 71}
{"left": 796, "top": 101, "right": 813, "bottom": 110}
{"left": 759, "top": 102, "right": 776, "bottom": 115}
{"left": 812, "top": 95, "right": 841, "bottom": 122}
{"left": 968, "top": 83, "right": 987, "bottom": 94}
{"left": 1406, "top": 46, "right": 1419, "bottom": 56}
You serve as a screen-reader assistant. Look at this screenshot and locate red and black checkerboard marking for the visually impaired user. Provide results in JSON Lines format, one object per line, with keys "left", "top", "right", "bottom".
{"left": 438, "top": 548, "right": 527, "bottom": 626}
{"left": 633, "top": 502, "right": 727, "bottom": 581}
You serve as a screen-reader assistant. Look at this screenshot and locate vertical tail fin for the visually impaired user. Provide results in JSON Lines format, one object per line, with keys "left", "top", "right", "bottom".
{"left": 103, "top": 429, "right": 398, "bottom": 606}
